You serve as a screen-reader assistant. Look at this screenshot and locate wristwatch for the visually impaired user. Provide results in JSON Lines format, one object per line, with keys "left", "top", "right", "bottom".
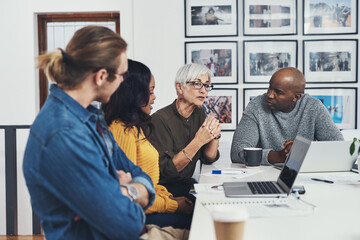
{"left": 214, "top": 134, "right": 221, "bottom": 140}
{"left": 120, "top": 184, "right": 138, "bottom": 201}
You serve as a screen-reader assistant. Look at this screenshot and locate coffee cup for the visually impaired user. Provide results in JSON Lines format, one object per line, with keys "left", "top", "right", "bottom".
{"left": 211, "top": 206, "right": 248, "bottom": 240}
{"left": 242, "top": 147, "right": 262, "bottom": 168}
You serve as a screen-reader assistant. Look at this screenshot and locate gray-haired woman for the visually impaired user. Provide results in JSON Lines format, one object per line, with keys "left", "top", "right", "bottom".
{"left": 148, "top": 63, "right": 221, "bottom": 203}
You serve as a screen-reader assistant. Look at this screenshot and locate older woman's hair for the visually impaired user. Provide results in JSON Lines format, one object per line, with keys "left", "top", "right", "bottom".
{"left": 37, "top": 25, "right": 127, "bottom": 89}
{"left": 174, "top": 63, "right": 214, "bottom": 89}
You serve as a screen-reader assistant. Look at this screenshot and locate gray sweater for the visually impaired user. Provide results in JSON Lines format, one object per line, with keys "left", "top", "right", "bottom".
{"left": 231, "top": 93, "right": 344, "bottom": 165}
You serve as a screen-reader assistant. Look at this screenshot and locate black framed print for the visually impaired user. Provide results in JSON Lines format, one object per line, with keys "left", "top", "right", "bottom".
{"left": 305, "top": 88, "right": 357, "bottom": 129}
{"left": 243, "top": 40, "right": 297, "bottom": 83}
{"left": 185, "top": 41, "right": 238, "bottom": 84}
{"left": 243, "top": 88, "right": 267, "bottom": 110}
{"left": 303, "top": 0, "right": 358, "bottom": 35}
{"left": 185, "top": 0, "right": 238, "bottom": 37}
{"left": 243, "top": 0, "right": 297, "bottom": 35}
{"left": 303, "top": 39, "right": 358, "bottom": 83}
{"left": 202, "top": 88, "right": 238, "bottom": 131}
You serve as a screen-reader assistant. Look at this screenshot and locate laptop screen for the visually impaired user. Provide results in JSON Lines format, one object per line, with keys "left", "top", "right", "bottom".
{"left": 277, "top": 135, "right": 311, "bottom": 193}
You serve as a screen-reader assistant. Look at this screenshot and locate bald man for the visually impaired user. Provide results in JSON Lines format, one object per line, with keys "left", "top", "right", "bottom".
{"left": 231, "top": 67, "right": 344, "bottom": 165}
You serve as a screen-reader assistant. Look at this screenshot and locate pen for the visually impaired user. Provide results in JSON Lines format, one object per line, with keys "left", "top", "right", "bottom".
{"left": 311, "top": 178, "right": 334, "bottom": 184}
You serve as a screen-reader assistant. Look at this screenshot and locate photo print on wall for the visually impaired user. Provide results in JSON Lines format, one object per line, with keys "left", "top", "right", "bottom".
{"left": 185, "top": 41, "right": 238, "bottom": 84}
{"left": 185, "top": 0, "right": 238, "bottom": 37}
{"left": 202, "top": 88, "right": 238, "bottom": 130}
{"left": 243, "top": 0, "right": 297, "bottom": 35}
{"left": 303, "top": 0, "right": 358, "bottom": 35}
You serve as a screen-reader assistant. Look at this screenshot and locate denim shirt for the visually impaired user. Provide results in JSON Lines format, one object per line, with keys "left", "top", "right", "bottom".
{"left": 23, "top": 85, "right": 155, "bottom": 240}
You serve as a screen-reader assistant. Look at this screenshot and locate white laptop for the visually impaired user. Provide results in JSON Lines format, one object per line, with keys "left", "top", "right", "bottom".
{"left": 223, "top": 135, "right": 311, "bottom": 198}
{"left": 299, "top": 140, "right": 354, "bottom": 173}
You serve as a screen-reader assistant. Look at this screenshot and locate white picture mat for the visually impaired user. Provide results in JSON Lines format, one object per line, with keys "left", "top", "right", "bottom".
{"left": 203, "top": 89, "right": 237, "bottom": 130}
{"left": 304, "top": 0, "right": 357, "bottom": 34}
{"left": 304, "top": 40, "right": 357, "bottom": 82}
{"left": 244, "top": 0, "right": 297, "bottom": 35}
{"left": 243, "top": 89, "right": 267, "bottom": 109}
{"left": 186, "top": 42, "right": 237, "bottom": 84}
{"left": 185, "top": 0, "right": 237, "bottom": 36}
{"left": 305, "top": 88, "right": 356, "bottom": 129}
{"left": 244, "top": 41, "right": 297, "bottom": 83}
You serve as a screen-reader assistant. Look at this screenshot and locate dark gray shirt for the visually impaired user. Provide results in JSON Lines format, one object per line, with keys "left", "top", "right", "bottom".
{"left": 149, "top": 100, "right": 219, "bottom": 185}
{"left": 231, "top": 93, "right": 344, "bottom": 165}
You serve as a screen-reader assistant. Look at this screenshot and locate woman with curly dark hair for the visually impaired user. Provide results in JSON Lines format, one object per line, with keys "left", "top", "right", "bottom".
{"left": 102, "top": 59, "right": 193, "bottom": 230}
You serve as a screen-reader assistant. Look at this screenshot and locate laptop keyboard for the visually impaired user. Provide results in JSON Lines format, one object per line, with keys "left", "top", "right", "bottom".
{"left": 248, "top": 181, "right": 281, "bottom": 194}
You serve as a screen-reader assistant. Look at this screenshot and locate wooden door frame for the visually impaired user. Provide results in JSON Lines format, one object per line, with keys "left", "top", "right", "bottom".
{"left": 37, "top": 12, "right": 120, "bottom": 108}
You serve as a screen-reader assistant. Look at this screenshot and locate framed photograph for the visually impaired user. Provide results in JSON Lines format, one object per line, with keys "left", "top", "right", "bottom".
{"left": 303, "top": 0, "right": 358, "bottom": 35}
{"left": 202, "top": 88, "right": 238, "bottom": 131}
{"left": 303, "top": 39, "right": 358, "bottom": 83}
{"left": 185, "top": 41, "right": 238, "bottom": 84}
{"left": 244, "top": 40, "right": 298, "bottom": 83}
{"left": 243, "top": 0, "right": 297, "bottom": 35}
{"left": 305, "top": 88, "right": 357, "bottom": 129}
{"left": 243, "top": 88, "right": 267, "bottom": 110}
{"left": 184, "top": 0, "right": 238, "bottom": 37}
{"left": 243, "top": 88, "right": 357, "bottom": 129}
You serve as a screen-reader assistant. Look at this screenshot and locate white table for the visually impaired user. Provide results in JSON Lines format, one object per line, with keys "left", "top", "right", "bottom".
{"left": 189, "top": 162, "right": 360, "bottom": 240}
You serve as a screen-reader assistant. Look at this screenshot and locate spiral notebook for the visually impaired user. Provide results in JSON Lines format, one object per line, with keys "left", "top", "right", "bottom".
{"left": 201, "top": 196, "right": 315, "bottom": 218}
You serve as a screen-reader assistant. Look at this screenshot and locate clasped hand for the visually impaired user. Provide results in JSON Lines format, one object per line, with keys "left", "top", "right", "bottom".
{"left": 117, "top": 170, "right": 133, "bottom": 197}
{"left": 170, "top": 196, "right": 194, "bottom": 216}
{"left": 195, "top": 117, "right": 221, "bottom": 145}
{"left": 268, "top": 139, "right": 294, "bottom": 164}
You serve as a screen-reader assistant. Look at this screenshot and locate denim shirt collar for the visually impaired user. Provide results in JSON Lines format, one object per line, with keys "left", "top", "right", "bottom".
{"left": 50, "top": 84, "right": 113, "bottom": 158}
{"left": 50, "top": 84, "right": 98, "bottom": 123}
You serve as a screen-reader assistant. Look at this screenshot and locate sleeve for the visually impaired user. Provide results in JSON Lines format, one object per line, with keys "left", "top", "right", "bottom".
{"left": 111, "top": 139, "right": 156, "bottom": 211}
{"left": 109, "top": 123, "right": 176, "bottom": 213}
{"left": 145, "top": 185, "right": 178, "bottom": 214}
{"left": 200, "top": 146, "right": 220, "bottom": 164}
{"left": 230, "top": 108, "right": 270, "bottom": 165}
{"left": 314, "top": 101, "right": 344, "bottom": 141}
{"left": 39, "top": 129, "right": 154, "bottom": 240}
{"left": 110, "top": 123, "right": 138, "bottom": 164}
{"left": 148, "top": 114, "right": 181, "bottom": 183}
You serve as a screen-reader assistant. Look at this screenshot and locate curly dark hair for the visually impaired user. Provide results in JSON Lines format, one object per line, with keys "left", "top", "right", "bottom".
{"left": 102, "top": 59, "right": 153, "bottom": 139}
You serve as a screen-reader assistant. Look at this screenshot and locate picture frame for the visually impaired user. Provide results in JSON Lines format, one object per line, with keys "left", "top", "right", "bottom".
{"left": 243, "top": 88, "right": 357, "bottom": 129}
{"left": 303, "top": 39, "right": 358, "bottom": 83}
{"left": 243, "top": 40, "right": 298, "bottom": 83}
{"left": 184, "top": 0, "right": 238, "bottom": 37}
{"left": 243, "top": 88, "right": 267, "bottom": 110}
{"left": 202, "top": 88, "right": 238, "bottom": 131}
{"left": 185, "top": 41, "right": 238, "bottom": 84}
{"left": 243, "top": 0, "right": 297, "bottom": 35}
{"left": 303, "top": 0, "right": 358, "bottom": 35}
{"left": 305, "top": 88, "right": 357, "bottom": 129}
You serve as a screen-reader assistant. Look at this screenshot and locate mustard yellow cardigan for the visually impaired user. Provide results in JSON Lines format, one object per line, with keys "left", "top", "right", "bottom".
{"left": 109, "top": 121, "right": 178, "bottom": 214}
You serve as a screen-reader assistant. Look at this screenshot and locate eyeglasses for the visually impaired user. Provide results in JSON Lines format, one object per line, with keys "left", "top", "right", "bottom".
{"left": 186, "top": 81, "right": 214, "bottom": 91}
